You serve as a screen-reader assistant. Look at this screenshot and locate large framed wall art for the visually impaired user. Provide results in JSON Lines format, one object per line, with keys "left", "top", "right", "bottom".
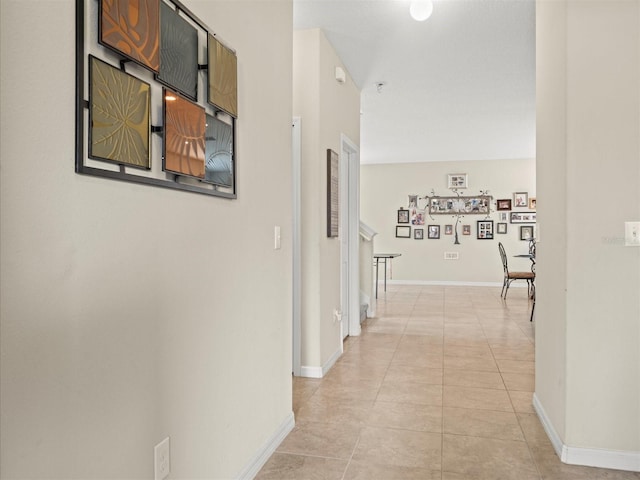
{"left": 76, "top": 0, "right": 238, "bottom": 198}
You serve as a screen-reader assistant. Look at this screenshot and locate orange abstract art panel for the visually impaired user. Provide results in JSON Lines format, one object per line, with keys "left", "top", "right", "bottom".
{"left": 164, "top": 92, "right": 206, "bottom": 179}
{"left": 100, "top": 0, "right": 160, "bottom": 72}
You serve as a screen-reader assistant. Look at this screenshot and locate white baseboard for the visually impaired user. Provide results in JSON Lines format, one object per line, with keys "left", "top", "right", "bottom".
{"left": 299, "top": 346, "right": 342, "bottom": 378}
{"left": 387, "top": 279, "right": 504, "bottom": 287}
{"left": 236, "top": 411, "right": 295, "bottom": 480}
{"left": 533, "top": 393, "right": 640, "bottom": 472}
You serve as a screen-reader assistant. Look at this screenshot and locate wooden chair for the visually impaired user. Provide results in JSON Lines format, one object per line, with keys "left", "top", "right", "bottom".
{"left": 498, "top": 242, "right": 535, "bottom": 299}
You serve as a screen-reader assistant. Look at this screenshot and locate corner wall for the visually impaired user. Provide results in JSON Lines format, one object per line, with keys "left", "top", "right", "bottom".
{"left": 293, "top": 29, "right": 360, "bottom": 374}
{"left": 0, "top": 1, "right": 293, "bottom": 478}
{"left": 536, "top": 0, "right": 640, "bottom": 470}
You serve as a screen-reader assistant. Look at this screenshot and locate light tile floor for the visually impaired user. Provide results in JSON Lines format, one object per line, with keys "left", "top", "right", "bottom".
{"left": 256, "top": 285, "right": 640, "bottom": 480}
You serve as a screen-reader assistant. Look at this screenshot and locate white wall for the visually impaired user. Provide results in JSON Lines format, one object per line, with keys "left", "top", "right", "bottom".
{"left": 536, "top": 0, "right": 640, "bottom": 468}
{"left": 0, "top": 1, "right": 293, "bottom": 478}
{"left": 360, "top": 159, "right": 536, "bottom": 284}
{"left": 293, "top": 29, "right": 360, "bottom": 374}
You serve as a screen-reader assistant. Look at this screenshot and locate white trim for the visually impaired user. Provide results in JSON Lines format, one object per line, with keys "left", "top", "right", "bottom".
{"left": 533, "top": 393, "right": 640, "bottom": 472}
{"left": 341, "top": 134, "right": 361, "bottom": 338}
{"left": 236, "top": 411, "right": 295, "bottom": 480}
{"left": 291, "top": 117, "right": 301, "bottom": 377}
{"left": 532, "top": 393, "right": 565, "bottom": 457}
{"left": 386, "top": 279, "right": 504, "bottom": 288}
{"left": 299, "top": 346, "right": 342, "bottom": 378}
{"left": 359, "top": 221, "right": 377, "bottom": 241}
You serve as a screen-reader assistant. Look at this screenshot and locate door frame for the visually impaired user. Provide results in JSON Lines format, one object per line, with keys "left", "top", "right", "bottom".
{"left": 292, "top": 117, "right": 301, "bottom": 376}
{"left": 340, "top": 134, "right": 361, "bottom": 338}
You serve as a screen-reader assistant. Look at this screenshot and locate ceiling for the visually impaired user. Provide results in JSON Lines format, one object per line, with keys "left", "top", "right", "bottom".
{"left": 293, "top": 0, "right": 536, "bottom": 164}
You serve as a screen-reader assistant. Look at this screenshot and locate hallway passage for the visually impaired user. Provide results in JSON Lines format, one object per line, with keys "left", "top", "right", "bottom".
{"left": 256, "top": 285, "right": 640, "bottom": 479}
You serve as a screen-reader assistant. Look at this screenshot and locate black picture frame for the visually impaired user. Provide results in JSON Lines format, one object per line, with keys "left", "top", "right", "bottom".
{"left": 520, "top": 225, "right": 535, "bottom": 241}
{"left": 427, "top": 225, "right": 440, "bottom": 239}
{"left": 497, "top": 222, "right": 508, "bottom": 234}
{"left": 477, "top": 220, "right": 494, "bottom": 239}
{"left": 496, "top": 199, "right": 512, "bottom": 211}
{"left": 414, "top": 228, "right": 424, "bottom": 240}
{"left": 398, "top": 209, "right": 410, "bottom": 224}
{"left": 396, "top": 225, "right": 411, "bottom": 238}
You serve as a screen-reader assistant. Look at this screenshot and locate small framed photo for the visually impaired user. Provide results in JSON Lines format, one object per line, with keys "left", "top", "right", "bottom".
{"left": 477, "top": 220, "right": 494, "bottom": 239}
{"left": 398, "top": 209, "right": 410, "bottom": 224}
{"left": 444, "top": 224, "right": 453, "bottom": 235}
{"left": 447, "top": 173, "right": 468, "bottom": 189}
{"left": 497, "top": 199, "right": 512, "bottom": 211}
{"left": 514, "top": 192, "right": 529, "bottom": 208}
{"left": 414, "top": 228, "right": 424, "bottom": 240}
{"left": 396, "top": 225, "right": 411, "bottom": 238}
{"left": 427, "top": 225, "right": 440, "bottom": 239}
{"left": 520, "top": 225, "right": 534, "bottom": 241}
{"left": 497, "top": 222, "right": 508, "bottom": 234}
{"left": 408, "top": 195, "right": 418, "bottom": 208}
{"left": 529, "top": 197, "right": 537, "bottom": 209}
{"left": 462, "top": 224, "right": 471, "bottom": 235}
{"left": 500, "top": 212, "right": 508, "bottom": 222}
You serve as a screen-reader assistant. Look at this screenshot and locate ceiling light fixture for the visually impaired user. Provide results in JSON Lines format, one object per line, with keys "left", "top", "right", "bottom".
{"left": 410, "top": 0, "right": 433, "bottom": 21}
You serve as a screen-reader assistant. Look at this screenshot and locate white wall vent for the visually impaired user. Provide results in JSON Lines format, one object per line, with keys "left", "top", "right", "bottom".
{"left": 444, "top": 252, "right": 459, "bottom": 260}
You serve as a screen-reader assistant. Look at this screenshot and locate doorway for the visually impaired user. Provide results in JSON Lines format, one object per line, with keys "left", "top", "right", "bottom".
{"left": 340, "top": 134, "right": 361, "bottom": 339}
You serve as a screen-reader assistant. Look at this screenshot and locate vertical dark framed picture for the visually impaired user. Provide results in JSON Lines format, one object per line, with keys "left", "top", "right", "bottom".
{"left": 497, "top": 223, "right": 508, "bottom": 234}
{"left": 414, "top": 228, "right": 424, "bottom": 240}
{"left": 398, "top": 209, "right": 410, "bottom": 223}
{"left": 327, "top": 149, "right": 339, "bottom": 237}
{"left": 427, "top": 225, "right": 440, "bottom": 239}
{"left": 463, "top": 224, "right": 471, "bottom": 235}
{"left": 396, "top": 226, "right": 411, "bottom": 238}
{"left": 477, "top": 220, "right": 494, "bottom": 239}
{"left": 444, "top": 225, "right": 453, "bottom": 235}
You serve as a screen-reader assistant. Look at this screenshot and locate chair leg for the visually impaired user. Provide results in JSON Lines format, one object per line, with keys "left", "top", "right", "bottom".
{"left": 504, "top": 280, "right": 510, "bottom": 299}
{"left": 501, "top": 279, "right": 507, "bottom": 298}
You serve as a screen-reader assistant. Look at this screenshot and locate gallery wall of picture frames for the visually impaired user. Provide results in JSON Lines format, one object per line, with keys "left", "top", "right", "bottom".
{"left": 394, "top": 179, "right": 536, "bottom": 242}
{"left": 76, "top": 0, "right": 238, "bottom": 198}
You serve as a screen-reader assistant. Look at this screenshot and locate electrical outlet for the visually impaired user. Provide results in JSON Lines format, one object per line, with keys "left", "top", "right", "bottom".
{"left": 444, "top": 252, "right": 459, "bottom": 260}
{"left": 625, "top": 222, "right": 640, "bottom": 247}
{"left": 154, "top": 437, "right": 170, "bottom": 480}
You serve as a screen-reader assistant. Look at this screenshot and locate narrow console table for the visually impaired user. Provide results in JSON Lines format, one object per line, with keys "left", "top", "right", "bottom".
{"left": 373, "top": 253, "right": 402, "bottom": 298}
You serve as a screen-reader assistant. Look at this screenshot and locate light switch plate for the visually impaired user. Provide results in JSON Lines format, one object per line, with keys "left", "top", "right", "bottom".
{"left": 625, "top": 222, "right": 640, "bottom": 247}
{"left": 154, "top": 437, "right": 170, "bottom": 480}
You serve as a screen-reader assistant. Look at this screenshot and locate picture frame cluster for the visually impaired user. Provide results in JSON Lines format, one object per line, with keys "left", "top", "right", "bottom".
{"left": 396, "top": 181, "right": 536, "bottom": 242}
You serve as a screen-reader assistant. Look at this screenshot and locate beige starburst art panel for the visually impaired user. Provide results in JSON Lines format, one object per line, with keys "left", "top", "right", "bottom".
{"left": 89, "top": 56, "right": 151, "bottom": 168}
{"left": 207, "top": 34, "right": 238, "bottom": 118}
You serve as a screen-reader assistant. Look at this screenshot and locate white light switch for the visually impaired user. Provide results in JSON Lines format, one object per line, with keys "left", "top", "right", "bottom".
{"left": 625, "top": 222, "right": 640, "bottom": 247}
{"left": 274, "top": 226, "right": 281, "bottom": 250}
